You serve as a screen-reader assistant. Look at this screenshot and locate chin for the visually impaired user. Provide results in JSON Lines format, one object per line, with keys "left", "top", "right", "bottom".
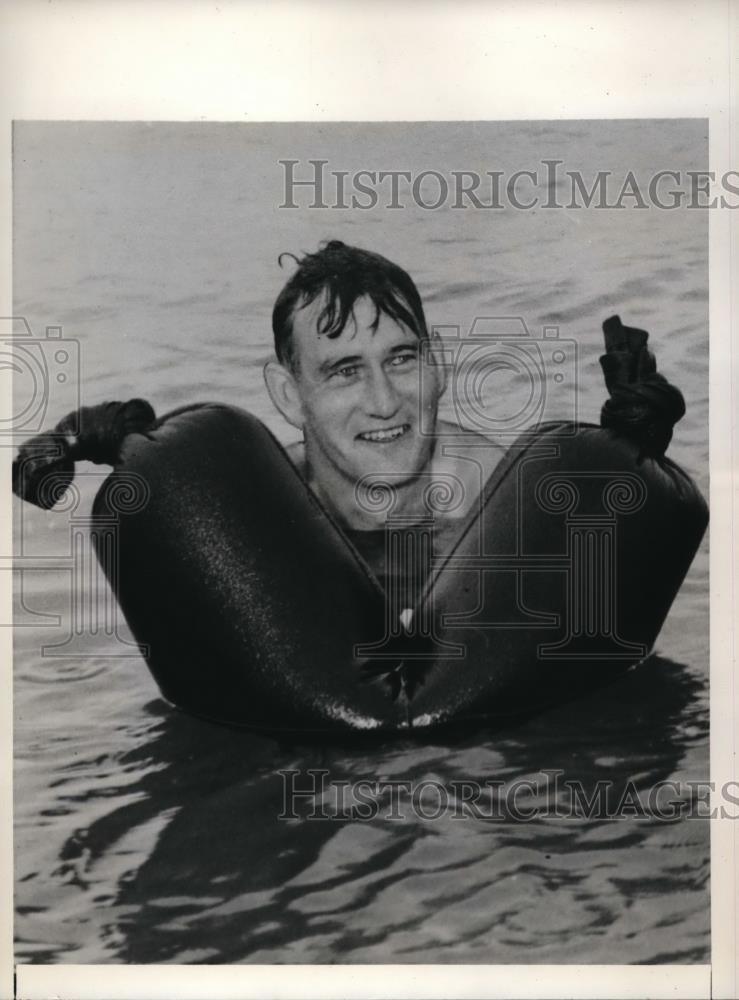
{"left": 362, "top": 450, "right": 430, "bottom": 485}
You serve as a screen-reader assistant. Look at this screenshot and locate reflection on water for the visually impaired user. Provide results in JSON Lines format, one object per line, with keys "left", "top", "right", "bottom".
{"left": 13, "top": 121, "right": 709, "bottom": 964}
{"left": 18, "top": 656, "right": 708, "bottom": 964}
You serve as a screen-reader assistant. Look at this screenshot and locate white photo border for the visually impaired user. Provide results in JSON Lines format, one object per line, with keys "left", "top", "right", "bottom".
{"left": 1, "top": 1, "right": 735, "bottom": 998}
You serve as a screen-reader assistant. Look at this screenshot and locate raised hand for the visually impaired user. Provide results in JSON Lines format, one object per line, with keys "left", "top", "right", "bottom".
{"left": 599, "top": 315, "right": 685, "bottom": 458}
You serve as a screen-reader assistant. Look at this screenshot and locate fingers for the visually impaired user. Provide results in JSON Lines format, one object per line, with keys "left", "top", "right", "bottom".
{"left": 601, "top": 315, "right": 657, "bottom": 386}
{"left": 13, "top": 433, "right": 75, "bottom": 508}
{"left": 602, "top": 315, "right": 649, "bottom": 354}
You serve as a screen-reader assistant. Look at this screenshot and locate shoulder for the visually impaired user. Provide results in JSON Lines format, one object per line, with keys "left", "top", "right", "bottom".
{"left": 432, "top": 421, "right": 506, "bottom": 516}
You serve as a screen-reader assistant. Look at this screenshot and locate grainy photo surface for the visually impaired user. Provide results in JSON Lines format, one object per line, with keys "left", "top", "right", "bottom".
{"left": 12, "top": 120, "right": 709, "bottom": 964}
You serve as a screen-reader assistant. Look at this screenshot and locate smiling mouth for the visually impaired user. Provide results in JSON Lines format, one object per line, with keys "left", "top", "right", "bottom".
{"left": 356, "top": 424, "right": 411, "bottom": 443}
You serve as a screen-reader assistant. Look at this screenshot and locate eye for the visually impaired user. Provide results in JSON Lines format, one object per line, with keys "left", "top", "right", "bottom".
{"left": 389, "top": 351, "right": 417, "bottom": 367}
{"left": 332, "top": 364, "right": 360, "bottom": 380}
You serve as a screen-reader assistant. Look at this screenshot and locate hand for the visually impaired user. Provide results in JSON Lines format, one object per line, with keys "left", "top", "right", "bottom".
{"left": 13, "top": 431, "right": 74, "bottom": 509}
{"left": 599, "top": 316, "right": 685, "bottom": 458}
{"left": 12, "top": 398, "right": 156, "bottom": 509}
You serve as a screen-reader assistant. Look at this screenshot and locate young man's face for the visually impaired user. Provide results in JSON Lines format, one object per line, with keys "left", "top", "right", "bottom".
{"left": 280, "top": 295, "right": 445, "bottom": 492}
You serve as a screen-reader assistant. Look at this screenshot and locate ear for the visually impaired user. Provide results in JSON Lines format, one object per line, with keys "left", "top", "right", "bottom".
{"left": 428, "top": 329, "right": 449, "bottom": 397}
{"left": 263, "top": 360, "right": 304, "bottom": 430}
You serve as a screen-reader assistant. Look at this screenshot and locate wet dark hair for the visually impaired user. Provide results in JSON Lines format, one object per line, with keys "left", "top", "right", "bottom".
{"left": 272, "top": 240, "right": 429, "bottom": 371}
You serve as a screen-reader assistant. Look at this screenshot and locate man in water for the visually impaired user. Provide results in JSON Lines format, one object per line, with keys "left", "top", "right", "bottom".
{"left": 263, "top": 240, "right": 501, "bottom": 532}
{"left": 11, "top": 238, "right": 695, "bottom": 713}
{"left": 262, "top": 239, "right": 504, "bottom": 616}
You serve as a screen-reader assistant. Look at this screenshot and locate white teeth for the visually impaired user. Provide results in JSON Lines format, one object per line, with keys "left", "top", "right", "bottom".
{"left": 357, "top": 425, "right": 408, "bottom": 443}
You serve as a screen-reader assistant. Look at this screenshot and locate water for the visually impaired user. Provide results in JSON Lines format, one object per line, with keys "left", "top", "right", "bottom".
{"left": 12, "top": 121, "right": 709, "bottom": 963}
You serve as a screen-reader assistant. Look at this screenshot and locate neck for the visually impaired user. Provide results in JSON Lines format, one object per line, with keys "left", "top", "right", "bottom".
{"left": 305, "top": 452, "right": 434, "bottom": 531}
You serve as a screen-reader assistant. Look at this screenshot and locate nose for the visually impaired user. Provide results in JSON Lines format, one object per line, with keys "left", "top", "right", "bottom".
{"left": 365, "top": 366, "right": 401, "bottom": 419}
